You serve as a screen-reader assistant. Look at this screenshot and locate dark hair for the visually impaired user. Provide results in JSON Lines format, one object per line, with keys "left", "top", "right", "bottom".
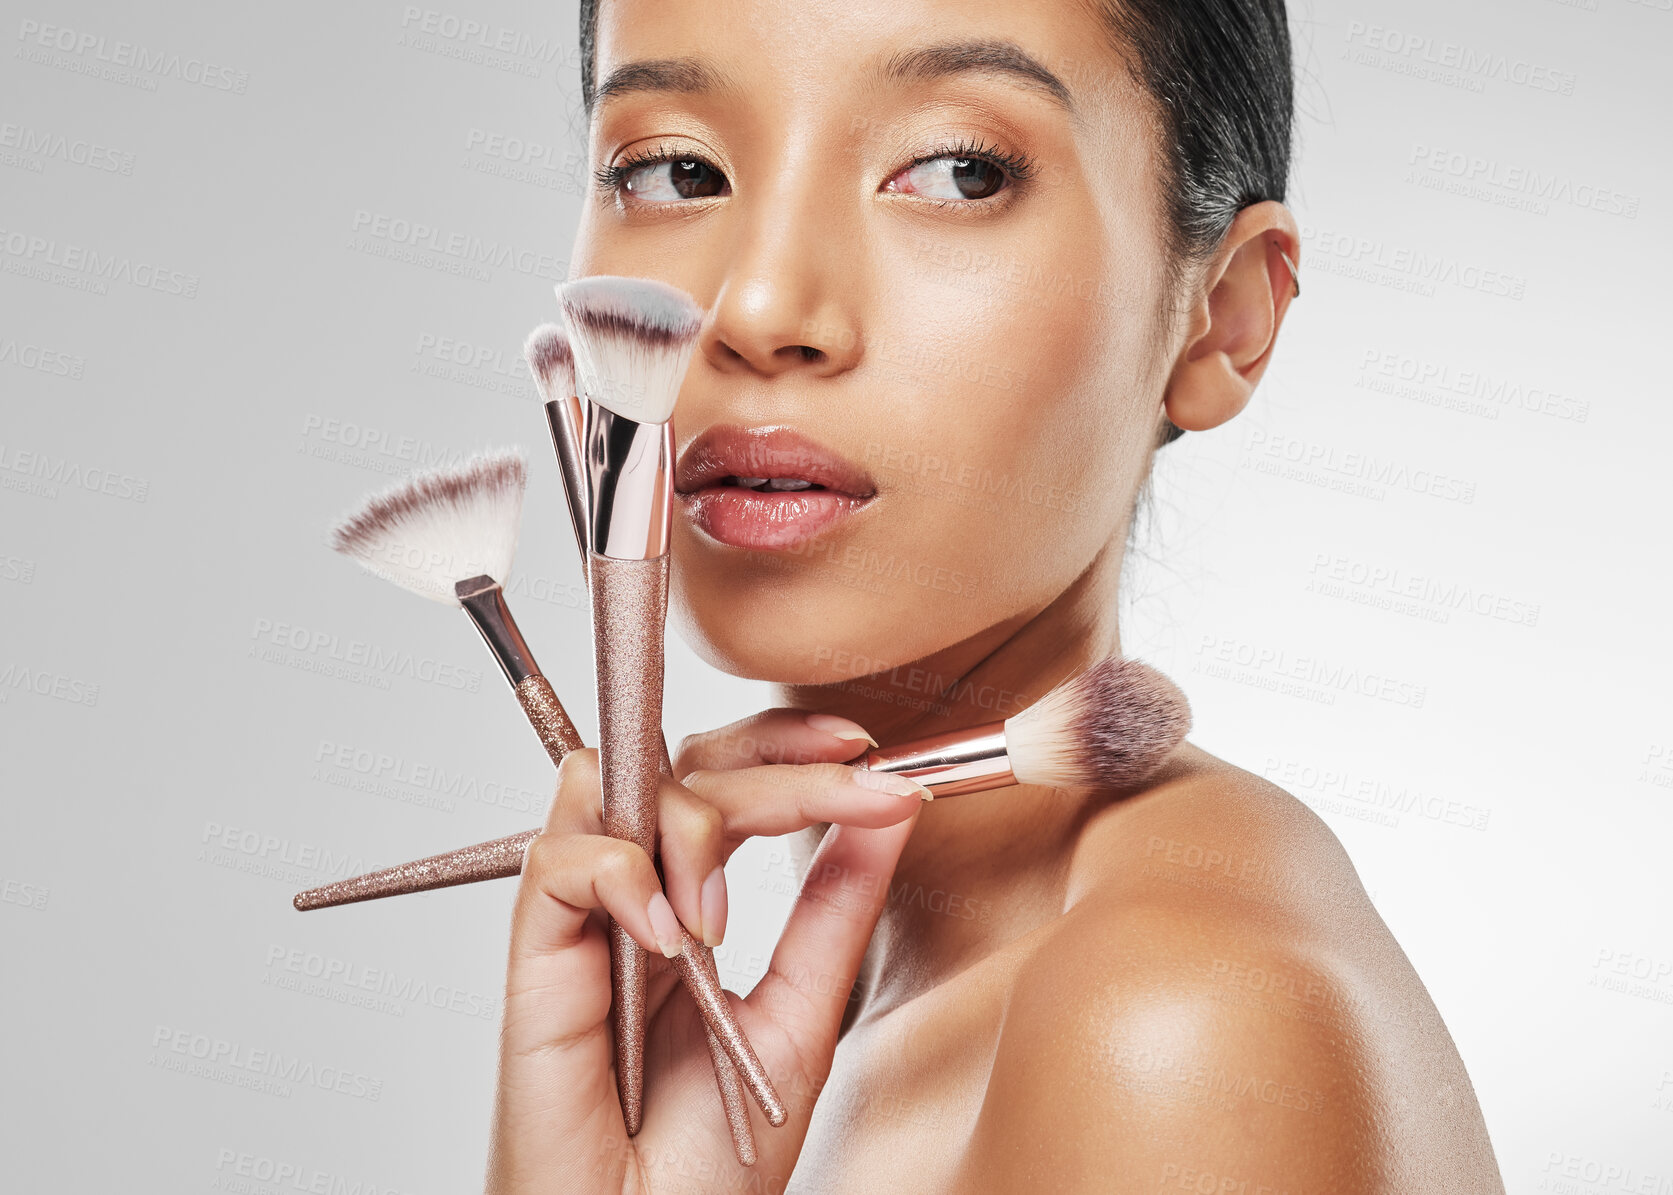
{"left": 577, "top": 0, "right": 1295, "bottom": 444}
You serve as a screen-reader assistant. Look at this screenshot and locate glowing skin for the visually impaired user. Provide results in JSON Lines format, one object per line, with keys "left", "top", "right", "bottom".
{"left": 486, "top": 1, "right": 1505, "bottom": 1191}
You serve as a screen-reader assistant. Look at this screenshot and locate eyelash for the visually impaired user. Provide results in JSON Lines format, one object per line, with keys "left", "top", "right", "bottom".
{"left": 592, "top": 136, "right": 1038, "bottom": 206}
{"left": 592, "top": 140, "right": 690, "bottom": 194}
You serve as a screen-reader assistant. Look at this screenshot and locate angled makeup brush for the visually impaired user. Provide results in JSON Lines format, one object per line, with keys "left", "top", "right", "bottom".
{"left": 303, "top": 451, "right": 785, "bottom": 1138}
{"left": 557, "top": 275, "right": 704, "bottom": 1141}
{"left": 528, "top": 319, "right": 757, "bottom": 1160}
{"left": 525, "top": 324, "right": 590, "bottom": 573}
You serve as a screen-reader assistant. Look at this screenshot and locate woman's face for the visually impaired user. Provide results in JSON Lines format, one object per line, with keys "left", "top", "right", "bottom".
{"left": 572, "top": 0, "right": 1177, "bottom": 684}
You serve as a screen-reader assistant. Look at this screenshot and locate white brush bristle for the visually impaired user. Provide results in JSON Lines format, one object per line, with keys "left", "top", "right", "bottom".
{"left": 524, "top": 322, "right": 575, "bottom": 403}
{"left": 1003, "top": 657, "right": 1191, "bottom": 791}
{"left": 328, "top": 450, "right": 527, "bottom": 604}
{"left": 555, "top": 276, "right": 703, "bottom": 424}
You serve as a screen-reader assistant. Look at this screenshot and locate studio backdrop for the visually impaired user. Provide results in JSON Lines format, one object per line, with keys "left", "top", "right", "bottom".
{"left": 1, "top": 0, "right": 1669, "bottom": 1191}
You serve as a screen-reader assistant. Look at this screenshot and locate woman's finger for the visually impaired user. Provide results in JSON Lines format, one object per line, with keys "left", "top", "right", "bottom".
{"left": 746, "top": 810, "right": 922, "bottom": 1110}
{"left": 675, "top": 708, "right": 877, "bottom": 775}
{"left": 681, "top": 762, "right": 929, "bottom": 843}
{"left": 507, "top": 831, "right": 683, "bottom": 973}
{"left": 659, "top": 757, "right": 928, "bottom": 950}
{"left": 539, "top": 747, "right": 605, "bottom": 837}
{"left": 654, "top": 777, "right": 729, "bottom": 948}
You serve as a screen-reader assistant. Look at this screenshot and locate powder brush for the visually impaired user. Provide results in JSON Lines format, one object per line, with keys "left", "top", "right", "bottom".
{"left": 304, "top": 451, "right": 785, "bottom": 1138}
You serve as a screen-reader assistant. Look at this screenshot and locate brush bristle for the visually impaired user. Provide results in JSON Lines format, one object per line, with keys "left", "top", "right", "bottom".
{"left": 1004, "top": 657, "right": 1191, "bottom": 790}
{"left": 328, "top": 450, "right": 527, "bottom": 604}
{"left": 555, "top": 276, "right": 702, "bottom": 424}
{"left": 524, "top": 323, "right": 575, "bottom": 403}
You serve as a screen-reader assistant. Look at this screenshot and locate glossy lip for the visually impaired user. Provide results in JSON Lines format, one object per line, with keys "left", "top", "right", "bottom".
{"left": 676, "top": 424, "right": 877, "bottom": 551}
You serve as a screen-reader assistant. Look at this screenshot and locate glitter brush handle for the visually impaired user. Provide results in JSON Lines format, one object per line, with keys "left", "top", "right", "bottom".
{"left": 590, "top": 553, "right": 667, "bottom": 1136}
{"left": 292, "top": 830, "right": 536, "bottom": 910}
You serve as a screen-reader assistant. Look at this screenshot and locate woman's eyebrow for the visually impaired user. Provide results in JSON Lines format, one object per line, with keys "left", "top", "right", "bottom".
{"left": 591, "top": 57, "right": 741, "bottom": 113}
{"left": 877, "top": 39, "right": 1077, "bottom": 115}
{"left": 591, "top": 39, "right": 1077, "bottom": 118}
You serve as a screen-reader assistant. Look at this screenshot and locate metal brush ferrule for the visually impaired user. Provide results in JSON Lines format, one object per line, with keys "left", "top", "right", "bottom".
{"left": 544, "top": 395, "right": 590, "bottom": 567}
{"left": 860, "top": 721, "right": 1014, "bottom": 796}
{"left": 456, "top": 576, "right": 539, "bottom": 686}
{"left": 585, "top": 401, "right": 672, "bottom": 561}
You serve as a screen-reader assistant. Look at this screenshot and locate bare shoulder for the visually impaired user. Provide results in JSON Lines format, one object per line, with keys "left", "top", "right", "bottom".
{"left": 947, "top": 747, "right": 1504, "bottom": 1194}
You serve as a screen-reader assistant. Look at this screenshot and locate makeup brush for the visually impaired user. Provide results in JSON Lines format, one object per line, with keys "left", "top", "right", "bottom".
{"left": 296, "top": 653, "right": 1193, "bottom": 896}
{"left": 528, "top": 320, "right": 757, "bottom": 1160}
{"left": 855, "top": 654, "right": 1192, "bottom": 796}
{"left": 326, "top": 450, "right": 585, "bottom": 763}
{"left": 524, "top": 324, "right": 590, "bottom": 573}
{"left": 557, "top": 275, "right": 703, "bottom": 1142}
{"left": 308, "top": 451, "right": 785, "bottom": 1137}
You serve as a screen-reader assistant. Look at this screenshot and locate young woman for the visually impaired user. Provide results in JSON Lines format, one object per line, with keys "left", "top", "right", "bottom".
{"left": 486, "top": 0, "right": 1505, "bottom": 1190}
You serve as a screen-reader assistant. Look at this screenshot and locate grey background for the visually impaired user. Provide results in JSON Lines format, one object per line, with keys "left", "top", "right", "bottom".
{"left": 2, "top": 0, "right": 1669, "bottom": 1191}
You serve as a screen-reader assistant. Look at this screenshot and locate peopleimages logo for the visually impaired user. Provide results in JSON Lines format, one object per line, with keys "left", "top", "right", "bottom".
{"left": 249, "top": 618, "right": 483, "bottom": 693}
{"left": 0, "top": 122, "right": 136, "bottom": 174}
{"left": 1299, "top": 223, "right": 1526, "bottom": 301}
{"left": 263, "top": 944, "right": 500, "bottom": 1020}
{"left": 15, "top": 19, "right": 251, "bottom": 93}
{"left": 149, "top": 1025, "right": 384, "bottom": 1101}
{"left": 1343, "top": 22, "right": 1578, "bottom": 96}
{"left": 312, "top": 739, "right": 548, "bottom": 816}
{"left": 0, "top": 227, "right": 199, "bottom": 297}
{"left": 1193, "top": 633, "right": 1428, "bottom": 709}
{"left": 349, "top": 210, "right": 568, "bottom": 281}
{"left": 212, "top": 1147, "right": 420, "bottom": 1195}
{"left": 0, "top": 338, "right": 86, "bottom": 379}
{"left": 0, "top": 442, "right": 150, "bottom": 502}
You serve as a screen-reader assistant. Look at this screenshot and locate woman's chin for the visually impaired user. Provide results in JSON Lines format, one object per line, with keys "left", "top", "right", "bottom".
{"left": 670, "top": 591, "right": 943, "bottom": 687}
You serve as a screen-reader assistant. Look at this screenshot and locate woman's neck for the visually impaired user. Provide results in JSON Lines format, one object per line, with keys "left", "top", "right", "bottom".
{"left": 771, "top": 538, "right": 1128, "bottom": 1016}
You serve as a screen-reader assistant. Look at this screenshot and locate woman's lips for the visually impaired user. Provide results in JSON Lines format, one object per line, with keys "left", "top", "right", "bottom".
{"left": 676, "top": 425, "right": 876, "bottom": 551}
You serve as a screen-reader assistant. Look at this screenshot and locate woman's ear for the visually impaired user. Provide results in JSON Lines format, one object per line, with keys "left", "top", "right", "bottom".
{"left": 1162, "top": 201, "right": 1300, "bottom": 433}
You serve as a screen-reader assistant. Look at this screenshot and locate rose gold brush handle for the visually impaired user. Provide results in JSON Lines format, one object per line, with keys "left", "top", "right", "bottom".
{"left": 655, "top": 725, "right": 759, "bottom": 1153}
{"left": 550, "top": 392, "right": 757, "bottom": 1151}
{"left": 292, "top": 829, "right": 536, "bottom": 910}
{"left": 590, "top": 553, "right": 664, "bottom": 1135}
{"left": 515, "top": 659, "right": 645, "bottom": 1133}
{"left": 517, "top": 659, "right": 762, "bottom": 1135}
{"left": 512, "top": 674, "right": 587, "bottom": 759}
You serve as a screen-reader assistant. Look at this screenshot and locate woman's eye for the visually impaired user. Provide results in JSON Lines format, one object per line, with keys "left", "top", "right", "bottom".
{"left": 887, "top": 156, "right": 1010, "bottom": 201}
{"left": 621, "top": 158, "right": 728, "bottom": 202}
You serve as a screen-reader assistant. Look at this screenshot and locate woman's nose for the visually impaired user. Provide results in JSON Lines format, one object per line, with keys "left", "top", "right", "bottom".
{"left": 700, "top": 177, "right": 866, "bottom": 380}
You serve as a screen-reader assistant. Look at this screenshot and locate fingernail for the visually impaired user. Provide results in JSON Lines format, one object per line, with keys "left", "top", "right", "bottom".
{"left": 700, "top": 865, "right": 728, "bottom": 948}
{"left": 646, "top": 891, "right": 684, "bottom": 958}
{"left": 806, "top": 713, "right": 879, "bottom": 748}
{"left": 850, "top": 767, "right": 934, "bottom": 801}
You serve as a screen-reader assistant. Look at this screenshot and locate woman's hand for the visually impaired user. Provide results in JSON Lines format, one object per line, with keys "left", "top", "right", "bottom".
{"left": 484, "top": 710, "right": 927, "bottom": 1194}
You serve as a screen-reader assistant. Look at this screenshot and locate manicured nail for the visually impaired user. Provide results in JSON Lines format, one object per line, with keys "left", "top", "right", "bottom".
{"left": 646, "top": 891, "right": 684, "bottom": 958}
{"left": 850, "top": 767, "right": 934, "bottom": 801}
{"left": 806, "top": 713, "right": 879, "bottom": 748}
{"left": 700, "top": 865, "right": 728, "bottom": 948}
